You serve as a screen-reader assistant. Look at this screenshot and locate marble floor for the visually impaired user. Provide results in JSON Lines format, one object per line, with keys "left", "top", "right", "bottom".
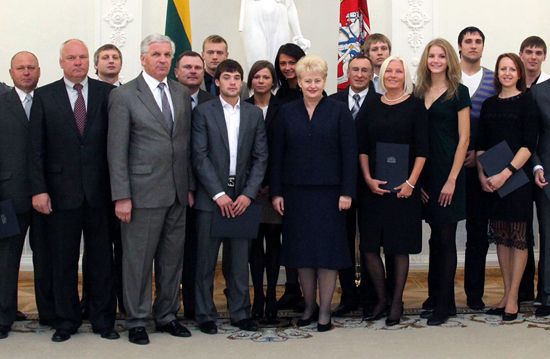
{"left": 17, "top": 266, "right": 510, "bottom": 315}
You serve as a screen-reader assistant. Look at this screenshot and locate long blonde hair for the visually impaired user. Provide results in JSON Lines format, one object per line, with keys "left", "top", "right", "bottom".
{"left": 414, "top": 38, "right": 461, "bottom": 101}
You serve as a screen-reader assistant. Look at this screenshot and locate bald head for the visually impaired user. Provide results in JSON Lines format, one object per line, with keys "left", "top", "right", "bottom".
{"left": 59, "top": 39, "right": 89, "bottom": 83}
{"left": 9, "top": 51, "right": 40, "bottom": 93}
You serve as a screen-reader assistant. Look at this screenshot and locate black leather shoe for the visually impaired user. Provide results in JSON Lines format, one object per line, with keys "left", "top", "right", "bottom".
{"left": 198, "top": 321, "right": 218, "bottom": 335}
{"left": 535, "top": 305, "right": 550, "bottom": 317}
{"left": 15, "top": 311, "right": 27, "bottom": 321}
{"left": 96, "top": 328, "right": 120, "bottom": 340}
{"left": 485, "top": 307, "right": 505, "bottom": 316}
{"left": 317, "top": 320, "right": 333, "bottom": 332}
{"left": 156, "top": 320, "right": 191, "bottom": 337}
{"left": 467, "top": 299, "right": 485, "bottom": 311}
{"left": 502, "top": 311, "right": 519, "bottom": 321}
{"left": 296, "top": 307, "right": 319, "bottom": 327}
{"left": 426, "top": 313, "right": 448, "bottom": 326}
{"left": 231, "top": 318, "right": 258, "bottom": 332}
{"left": 0, "top": 326, "right": 9, "bottom": 339}
{"left": 128, "top": 327, "right": 149, "bottom": 345}
{"left": 332, "top": 303, "right": 358, "bottom": 317}
{"left": 51, "top": 329, "right": 71, "bottom": 342}
{"left": 419, "top": 310, "right": 434, "bottom": 319}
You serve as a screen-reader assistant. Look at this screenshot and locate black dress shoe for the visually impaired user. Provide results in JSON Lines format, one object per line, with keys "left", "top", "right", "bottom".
{"left": 51, "top": 329, "right": 71, "bottom": 342}
{"left": 485, "top": 307, "right": 505, "bottom": 316}
{"left": 96, "top": 328, "right": 120, "bottom": 340}
{"left": 426, "top": 313, "right": 449, "bottom": 326}
{"left": 332, "top": 303, "right": 358, "bottom": 317}
{"left": 535, "top": 305, "right": 550, "bottom": 317}
{"left": 156, "top": 320, "right": 191, "bottom": 337}
{"left": 467, "top": 299, "right": 485, "bottom": 311}
{"left": 231, "top": 318, "right": 258, "bottom": 332}
{"left": 198, "top": 321, "right": 218, "bottom": 335}
{"left": 15, "top": 311, "right": 27, "bottom": 321}
{"left": 0, "top": 326, "right": 9, "bottom": 340}
{"left": 296, "top": 307, "right": 319, "bottom": 327}
{"left": 128, "top": 327, "right": 149, "bottom": 345}
{"left": 502, "top": 311, "right": 519, "bottom": 321}
{"left": 317, "top": 320, "right": 333, "bottom": 332}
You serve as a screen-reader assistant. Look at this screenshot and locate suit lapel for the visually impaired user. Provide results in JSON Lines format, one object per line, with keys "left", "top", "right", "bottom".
{"left": 83, "top": 78, "right": 100, "bottom": 140}
{"left": 6, "top": 89, "right": 29, "bottom": 129}
{"left": 136, "top": 74, "right": 171, "bottom": 135}
{"left": 169, "top": 79, "right": 184, "bottom": 138}
{"left": 237, "top": 101, "right": 251, "bottom": 156}
{"left": 52, "top": 79, "right": 82, "bottom": 139}
{"left": 212, "top": 99, "right": 230, "bottom": 152}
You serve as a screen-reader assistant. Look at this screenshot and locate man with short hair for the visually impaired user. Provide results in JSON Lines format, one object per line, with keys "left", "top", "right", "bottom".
{"left": 362, "top": 33, "right": 391, "bottom": 94}
{"left": 29, "top": 39, "right": 118, "bottom": 342}
{"left": 174, "top": 50, "right": 214, "bottom": 320}
{"left": 458, "top": 26, "right": 496, "bottom": 310}
{"left": 0, "top": 51, "right": 43, "bottom": 339}
{"left": 192, "top": 59, "right": 267, "bottom": 335}
{"left": 520, "top": 36, "right": 550, "bottom": 88}
{"left": 108, "top": 34, "right": 193, "bottom": 345}
{"left": 329, "top": 54, "right": 379, "bottom": 317}
{"left": 94, "top": 44, "right": 123, "bottom": 86}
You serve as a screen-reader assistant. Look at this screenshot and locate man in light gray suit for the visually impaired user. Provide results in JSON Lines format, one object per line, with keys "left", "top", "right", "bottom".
{"left": 107, "top": 34, "right": 193, "bottom": 345}
{"left": 192, "top": 59, "right": 267, "bottom": 334}
{"left": 533, "top": 78, "right": 550, "bottom": 317}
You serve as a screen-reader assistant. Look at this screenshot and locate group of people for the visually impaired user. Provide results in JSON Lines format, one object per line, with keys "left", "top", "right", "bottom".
{"left": 1, "top": 26, "right": 550, "bottom": 346}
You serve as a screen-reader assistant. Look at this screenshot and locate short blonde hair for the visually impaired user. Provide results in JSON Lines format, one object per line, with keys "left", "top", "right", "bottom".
{"left": 379, "top": 56, "right": 414, "bottom": 95}
{"left": 296, "top": 55, "right": 328, "bottom": 79}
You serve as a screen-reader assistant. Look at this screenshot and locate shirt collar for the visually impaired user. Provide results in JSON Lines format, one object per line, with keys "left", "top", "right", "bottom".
{"left": 219, "top": 95, "right": 240, "bottom": 110}
{"left": 14, "top": 86, "right": 33, "bottom": 103}
{"left": 64, "top": 76, "right": 88, "bottom": 90}
{"left": 142, "top": 71, "right": 168, "bottom": 92}
{"left": 349, "top": 87, "right": 369, "bottom": 98}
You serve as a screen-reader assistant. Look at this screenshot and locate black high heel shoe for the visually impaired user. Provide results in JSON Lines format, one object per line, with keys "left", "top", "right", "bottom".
{"left": 317, "top": 318, "right": 333, "bottom": 332}
{"left": 385, "top": 305, "right": 404, "bottom": 326}
{"left": 296, "top": 306, "right": 319, "bottom": 327}
{"left": 502, "top": 311, "right": 519, "bottom": 321}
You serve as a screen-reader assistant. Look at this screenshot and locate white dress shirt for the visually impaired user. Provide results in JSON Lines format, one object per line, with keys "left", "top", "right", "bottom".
{"left": 14, "top": 86, "right": 34, "bottom": 119}
{"left": 64, "top": 77, "right": 88, "bottom": 110}
{"left": 142, "top": 71, "right": 175, "bottom": 120}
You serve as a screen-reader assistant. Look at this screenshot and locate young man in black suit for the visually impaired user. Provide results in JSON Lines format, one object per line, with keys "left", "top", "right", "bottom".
{"left": 29, "top": 39, "right": 117, "bottom": 342}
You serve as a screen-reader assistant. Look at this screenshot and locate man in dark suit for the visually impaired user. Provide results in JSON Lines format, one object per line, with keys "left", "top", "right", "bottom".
{"left": 329, "top": 54, "right": 380, "bottom": 318}
{"left": 532, "top": 79, "right": 550, "bottom": 316}
{"left": 174, "top": 50, "right": 214, "bottom": 321}
{"left": 108, "top": 34, "right": 193, "bottom": 345}
{"left": 0, "top": 82, "right": 10, "bottom": 94}
{"left": 29, "top": 39, "right": 118, "bottom": 342}
{"left": 0, "top": 51, "right": 43, "bottom": 339}
{"left": 192, "top": 59, "right": 267, "bottom": 334}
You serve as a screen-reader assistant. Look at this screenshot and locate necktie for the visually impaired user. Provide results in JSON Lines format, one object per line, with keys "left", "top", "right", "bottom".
{"left": 73, "top": 83, "right": 86, "bottom": 135}
{"left": 158, "top": 82, "right": 173, "bottom": 133}
{"left": 191, "top": 96, "right": 196, "bottom": 110}
{"left": 24, "top": 93, "right": 32, "bottom": 120}
{"left": 351, "top": 94, "right": 361, "bottom": 120}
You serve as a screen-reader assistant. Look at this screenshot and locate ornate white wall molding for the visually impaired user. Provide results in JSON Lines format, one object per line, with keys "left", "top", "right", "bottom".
{"left": 103, "top": 0, "right": 135, "bottom": 48}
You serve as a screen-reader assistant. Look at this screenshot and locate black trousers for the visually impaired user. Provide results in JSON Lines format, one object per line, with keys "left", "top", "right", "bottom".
{"left": 181, "top": 205, "right": 197, "bottom": 316}
{"left": 48, "top": 202, "right": 115, "bottom": 332}
{"left": 0, "top": 212, "right": 29, "bottom": 327}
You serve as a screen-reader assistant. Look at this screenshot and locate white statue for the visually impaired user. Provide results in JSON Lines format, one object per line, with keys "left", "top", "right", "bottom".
{"left": 239, "top": 0, "right": 311, "bottom": 69}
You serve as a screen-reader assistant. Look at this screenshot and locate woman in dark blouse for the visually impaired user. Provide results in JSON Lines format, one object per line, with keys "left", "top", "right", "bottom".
{"left": 414, "top": 38, "right": 471, "bottom": 326}
{"left": 359, "top": 56, "right": 428, "bottom": 326}
{"left": 477, "top": 53, "right": 538, "bottom": 321}
{"left": 245, "top": 60, "right": 282, "bottom": 322}
{"left": 271, "top": 55, "right": 356, "bottom": 331}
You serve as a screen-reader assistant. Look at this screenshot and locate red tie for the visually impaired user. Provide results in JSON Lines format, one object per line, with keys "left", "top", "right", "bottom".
{"left": 73, "top": 83, "right": 86, "bottom": 135}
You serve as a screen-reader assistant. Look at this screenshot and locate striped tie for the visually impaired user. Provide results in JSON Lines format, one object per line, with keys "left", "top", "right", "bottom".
{"left": 351, "top": 94, "right": 361, "bottom": 120}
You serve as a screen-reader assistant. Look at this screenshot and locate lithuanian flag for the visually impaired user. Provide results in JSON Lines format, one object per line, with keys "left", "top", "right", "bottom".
{"left": 165, "top": 0, "right": 192, "bottom": 79}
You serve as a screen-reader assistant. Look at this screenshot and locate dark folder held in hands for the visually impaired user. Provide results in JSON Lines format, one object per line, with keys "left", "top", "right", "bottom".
{"left": 0, "top": 199, "right": 20, "bottom": 239}
{"left": 211, "top": 203, "right": 261, "bottom": 238}
{"left": 477, "top": 140, "right": 530, "bottom": 198}
{"left": 375, "top": 142, "right": 409, "bottom": 193}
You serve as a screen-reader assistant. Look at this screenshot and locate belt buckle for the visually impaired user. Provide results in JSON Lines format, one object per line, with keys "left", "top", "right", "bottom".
{"left": 227, "top": 176, "right": 235, "bottom": 188}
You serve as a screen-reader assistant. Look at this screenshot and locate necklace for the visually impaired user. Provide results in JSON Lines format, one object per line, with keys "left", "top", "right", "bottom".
{"left": 383, "top": 92, "right": 407, "bottom": 103}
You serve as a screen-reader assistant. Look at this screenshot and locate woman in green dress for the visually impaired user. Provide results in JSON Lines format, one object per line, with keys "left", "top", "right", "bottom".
{"left": 414, "top": 38, "right": 471, "bottom": 326}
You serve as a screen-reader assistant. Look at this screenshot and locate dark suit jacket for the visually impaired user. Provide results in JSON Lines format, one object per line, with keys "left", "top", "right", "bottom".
{"left": 192, "top": 98, "right": 268, "bottom": 211}
{"left": 245, "top": 95, "right": 281, "bottom": 186}
{"left": 0, "top": 82, "right": 10, "bottom": 95}
{"left": 29, "top": 78, "right": 115, "bottom": 210}
{"left": 197, "top": 89, "right": 214, "bottom": 105}
{"left": 108, "top": 74, "right": 193, "bottom": 208}
{"left": 270, "top": 97, "right": 357, "bottom": 198}
{"left": 532, "top": 79, "right": 550, "bottom": 171}
{"left": 0, "top": 89, "right": 32, "bottom": 213}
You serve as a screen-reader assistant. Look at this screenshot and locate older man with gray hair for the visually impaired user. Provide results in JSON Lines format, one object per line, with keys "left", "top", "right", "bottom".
{"left": 107, "top": 34, "right": 193, "bottom": 345}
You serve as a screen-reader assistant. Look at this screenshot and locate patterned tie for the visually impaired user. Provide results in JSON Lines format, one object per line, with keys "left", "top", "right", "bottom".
{"left": 351, "top": 94, "right": 361, "bottom": 120}
{"left": 191, "top": 96, "right": 196, "bottom": 110}
{"left": 158, "top": 82, "right": 173, "bottom": 133}
{"left": 24, "top": 93, "right": 32, "bottom": 120}
{"left": 73, "top": 83, "right": 86, "bottom": 135}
